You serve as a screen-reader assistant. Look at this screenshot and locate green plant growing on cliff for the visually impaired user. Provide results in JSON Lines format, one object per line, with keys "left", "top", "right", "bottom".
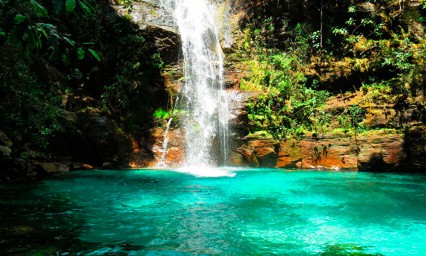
{"left": 235, "top": 20, "right": 335, "bottom": 139}
{"left": 243, "top": 51, "right": 330, "bottom": 139}
{"left": 152, "top": 52, "right": 164, "bottom": 70}
{"left": 336, "top": 104, "right": 366, "bottom": 133}
{"left": 153, "top": 108, "right": 184, "bottom": 127}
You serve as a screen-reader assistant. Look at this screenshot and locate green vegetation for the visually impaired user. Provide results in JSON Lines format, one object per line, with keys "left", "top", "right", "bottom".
{"left": 233, "top": 0, "right": 425, "bottom": 140}
{"left": 233, "top": 20, "right": 331, "bottom": 139}
{"left": 0, "top": 0, "right": 166, "bottom": 162}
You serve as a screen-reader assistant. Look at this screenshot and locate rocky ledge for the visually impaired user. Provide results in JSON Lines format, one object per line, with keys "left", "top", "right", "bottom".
{"left": 234, "top": 126, "right": 426, "bottom": 172}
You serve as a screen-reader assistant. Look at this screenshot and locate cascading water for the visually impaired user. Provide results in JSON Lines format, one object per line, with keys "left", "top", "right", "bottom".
{"left": 161, "top": 0, "right": 229, "bottom": 167}
{"left": 158, "top": 117, "right": 174, "bottom": 167}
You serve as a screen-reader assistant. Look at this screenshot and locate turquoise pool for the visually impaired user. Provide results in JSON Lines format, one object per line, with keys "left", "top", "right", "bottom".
{"left": 1, "top": 169, "right": 425, "bottom": 255}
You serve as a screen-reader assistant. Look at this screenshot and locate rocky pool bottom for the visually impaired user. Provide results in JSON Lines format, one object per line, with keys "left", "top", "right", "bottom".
{"left": 1, "top": 169, "right": 425, "bottom": 255}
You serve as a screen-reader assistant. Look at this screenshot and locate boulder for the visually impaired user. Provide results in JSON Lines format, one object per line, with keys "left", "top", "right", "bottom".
{"left": 247, "top": 139, "right": 278, "bottom": 167}
{"left": 229, "top": 151, "right": 246, "bottom": 166}
{"left": 237, "top": 144, "right": 259, "bottom": 167}
{"left": 37, "top": 162, "right": 70, "bottom": 174}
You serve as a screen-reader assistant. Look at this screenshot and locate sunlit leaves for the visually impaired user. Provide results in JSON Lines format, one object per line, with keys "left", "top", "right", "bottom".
{"left": 88, "top": 49, "right": 101, "bottom": 62}
{"left": 14, "top": 14, "right": 26, "bottom": 24}
{"left": 332, "top": 27, "right": 348, "bottom": 36}
{"left": 77, "top": 48, "right": 85, "bottom": 60}
{"left": 66, "top": 0, "right": 76, "bottom": 12}
{"left": 63, "top": 36, "right": 76, "bottom": 46}
{"left": 30, "top": 0, "right": 49, "bottom": 18}
{"left": 78, "top": 0, "right": 95, "bottom": 14}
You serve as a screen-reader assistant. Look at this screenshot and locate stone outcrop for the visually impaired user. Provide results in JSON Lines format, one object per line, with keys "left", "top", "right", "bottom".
{"left": 113, "top": 0, "right": 181, "bottom": 63}
{"left": 235, "top": 129, "right": 425, "bottom": 172}
{"left": 149, "top": 126, "right": 185, "bottom": 167}
{"left": 129, "top": 126, "right": 185, "bottom": 168}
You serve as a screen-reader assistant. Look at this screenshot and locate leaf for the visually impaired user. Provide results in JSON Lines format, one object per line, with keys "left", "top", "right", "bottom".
{"left": 88, "top": 48, "right": 101, "bottom": 62}
{"left": 61, "top": 54, "right": 68, "bottom": 63}
{"left": 63, "top": 36, "right": 76, "bottom": 46}
{"left": 36, "top": 25, "right": 48, "bottom": 39}
{"left": 30, "top": 0, "right": 49, "bottom": 17}
{"left": 14, "top": 14, "right": 26, "bottom": 24}
{"left": 78, "top": 0, "right": 94, "bottom": 14}
{"left": 38, "top": 23, "right": 59, "bottom": 39}
{"left": 77, "top": 48, "right": 85, "bottom": 60}
{"left": 66, "top": 0, "right": 76, "bottom": 12}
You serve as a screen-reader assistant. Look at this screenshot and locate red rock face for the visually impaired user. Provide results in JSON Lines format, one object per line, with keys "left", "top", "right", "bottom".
{"left": 357, "top": 134, "right": 406, "bottom": 170}
{"left": 237, "top": 144, "right": 260, "bottom": 167}
{"left": 236, "top": 131, "right": 414, "bottom": 171}
{"left": 297, "top": 137, "right": 359, "bottom": 170}
{"left": 147, "top": 127, "right": 185, "bottom": 168}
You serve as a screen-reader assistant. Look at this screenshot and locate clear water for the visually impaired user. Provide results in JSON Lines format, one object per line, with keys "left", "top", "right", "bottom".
{"left": 1, "top": 169, "right": 426, "bottom": 255}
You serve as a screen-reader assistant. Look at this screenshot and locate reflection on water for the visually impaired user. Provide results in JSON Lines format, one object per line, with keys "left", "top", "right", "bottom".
{"left": 1, "top": 169, "right": 426, "bottom": 255}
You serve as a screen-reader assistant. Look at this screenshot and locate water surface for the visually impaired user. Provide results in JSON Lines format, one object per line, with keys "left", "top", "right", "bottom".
{"left": 1, "top": 169, "right": 425, "bottom": 255}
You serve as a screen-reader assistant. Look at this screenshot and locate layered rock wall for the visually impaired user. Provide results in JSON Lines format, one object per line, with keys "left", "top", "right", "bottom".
{"left": 234, "top": 129, "right": 425, "bottom": 172}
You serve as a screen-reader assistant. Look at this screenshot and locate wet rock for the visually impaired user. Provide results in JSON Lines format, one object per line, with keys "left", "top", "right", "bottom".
{"left": 37, "top": 162, "right": 70, "bottom": 174}
{"left": 71, "top": 163, "right": 94, "bottom": 170}
{"left": 237, "top": 144, "right": 259, "bottom": 167}
{"left": 102, "top": 162, "right": 112, "bottom": 168}
{"left": 144, "top": 126, "right": 185, "bottom": 167}
{"left": 247, "top": 139, "right": 278, "bottom": 167}
{"left": 164, "top": 146, "right": 185, "bottom": 166}
{"left": 276, "top": 139, "right": 302, "bottom": 168}
{"left": 229, "top": 151, "right": 246, "bottom": 166}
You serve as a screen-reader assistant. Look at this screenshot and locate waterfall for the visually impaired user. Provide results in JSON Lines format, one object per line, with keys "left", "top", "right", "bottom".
{"left": 158, "top": 117, "right": 174, "bottom": 167}
{"left": 161, "top": 0, "right": 229, "bottom": 167}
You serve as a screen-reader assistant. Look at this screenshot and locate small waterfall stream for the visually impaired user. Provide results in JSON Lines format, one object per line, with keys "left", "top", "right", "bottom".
{"left": 161, "top": 0, "right": 229, "bottom": 167}
{"left": 158, "top": 117, "right": 174, "bottom": 167}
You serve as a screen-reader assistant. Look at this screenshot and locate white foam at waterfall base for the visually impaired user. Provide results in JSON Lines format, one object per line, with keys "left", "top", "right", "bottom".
{"left": 176, "top": 167, "right": 236, "bottom": 177}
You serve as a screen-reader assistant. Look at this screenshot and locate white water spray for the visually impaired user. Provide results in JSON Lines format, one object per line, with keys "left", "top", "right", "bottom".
{"left": 158, "top": 117, "right": 174, "bottom": 167}
{"left": 161, "top": 0, "right": 229, "bottom": 167}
